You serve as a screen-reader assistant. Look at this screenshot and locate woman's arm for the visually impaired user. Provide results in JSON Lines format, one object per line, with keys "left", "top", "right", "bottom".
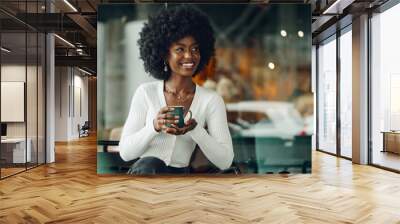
{"left": 119, "top": 86, "right": 158, "bottom": 161}
{"left": 189, "top": 94, "right": 234, "bottom": 170}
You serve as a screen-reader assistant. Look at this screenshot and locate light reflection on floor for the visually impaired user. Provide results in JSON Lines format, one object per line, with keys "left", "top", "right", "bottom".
{"left": 372, "top": 150, "right": 400, "bottom": 171}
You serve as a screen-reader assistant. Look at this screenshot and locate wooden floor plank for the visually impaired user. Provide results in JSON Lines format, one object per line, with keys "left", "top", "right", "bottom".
{"left": 1, "top": 135, "right": 400, "bottom": 223}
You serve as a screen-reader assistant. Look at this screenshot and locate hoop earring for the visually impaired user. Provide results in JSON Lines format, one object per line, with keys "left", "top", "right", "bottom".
{"left": 164, "top": 61, "right": 168, "bottom": 72}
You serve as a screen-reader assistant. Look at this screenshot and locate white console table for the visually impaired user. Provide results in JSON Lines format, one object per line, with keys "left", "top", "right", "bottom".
{"left": 1, "top": 138, "right": 32, "bottom": 163}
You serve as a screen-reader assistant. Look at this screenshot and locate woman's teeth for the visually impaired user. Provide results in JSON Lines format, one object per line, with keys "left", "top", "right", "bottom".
{"left": 182, "top": 63, "right": 194, "bottom": 68}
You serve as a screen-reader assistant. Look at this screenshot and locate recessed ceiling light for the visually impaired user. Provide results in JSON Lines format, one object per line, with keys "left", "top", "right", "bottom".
{"left": 78, "top": 67, "right": 92, "bottom": 76}
{"left": 298, "top": 30, "right": 304, "bottom": 38}
{"left": 280, "top": 30, "right": 287, "bottom": 37}
{"left": 268, "top": 62, "right": 275, "bottom": 70}
{"left": 63, "top": 0, "right": 78, "bottom": 12}
{"left": 1, "top": 47, "right": 11, "bottom": 53}
{"left": 54, "top": 34, "right": 75, "bottom": 48}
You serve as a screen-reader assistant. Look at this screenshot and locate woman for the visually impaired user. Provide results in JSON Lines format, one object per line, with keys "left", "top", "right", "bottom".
{"left": 119, "top": 5, "right": 234, "bottom": 175}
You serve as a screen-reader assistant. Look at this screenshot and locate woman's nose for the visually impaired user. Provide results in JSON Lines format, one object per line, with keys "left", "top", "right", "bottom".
{"left": 183, "top": 50, "right": 193, "bottom": 58}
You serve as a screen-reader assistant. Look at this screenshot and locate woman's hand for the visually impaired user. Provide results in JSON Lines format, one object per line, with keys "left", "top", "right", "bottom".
{"left": 170, "top": 119, "right": 197, "bottom": 135}
{"left": 153, "top": 107, "right": 179, "bottom": 133}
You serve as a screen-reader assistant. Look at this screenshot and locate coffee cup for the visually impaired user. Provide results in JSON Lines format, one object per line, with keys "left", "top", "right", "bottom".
{"left": 167, "top": 106, "right": 192, "bottom": 128}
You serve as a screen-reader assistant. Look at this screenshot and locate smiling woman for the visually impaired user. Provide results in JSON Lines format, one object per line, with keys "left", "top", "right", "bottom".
{"left": 118, "top": 5, "right": 234, "bottom": 175}
{"left": 137, "top": 5, "right": 215, "bottom": 80}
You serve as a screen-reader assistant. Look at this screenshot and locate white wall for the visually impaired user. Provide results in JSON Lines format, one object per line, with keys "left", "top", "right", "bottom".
{"left": 55, "top": 67, "right": 68, "bottom": 141}
{"left": 1, "top": 65, "right": 37, "bottom": 137}
{"left": 1, "top": 66, "right": 26, "bottom": 137}
{"left": 1, "top": 65, "right": 26, "bottom": 81}
{"left": 72, "top": 73, "right": 89, "bottom": 138}
{"left": 1, "top": 82, "right": 24, "bottom": 122}
{"left": 1, "top": 64, "right": 46, "bottom": 163}
{"left": 55, "top": 67, "right": 89, "bottom": 141}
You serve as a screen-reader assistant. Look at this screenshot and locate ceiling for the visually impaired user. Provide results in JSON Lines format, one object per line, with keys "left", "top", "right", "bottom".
{"left": 0, "top": 0, "right": 390, "bottom": 75}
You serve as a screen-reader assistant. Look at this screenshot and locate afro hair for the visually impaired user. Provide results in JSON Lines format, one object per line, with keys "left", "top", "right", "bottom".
{"left": 137, "top": 5, "right": 215, "bottom": 80}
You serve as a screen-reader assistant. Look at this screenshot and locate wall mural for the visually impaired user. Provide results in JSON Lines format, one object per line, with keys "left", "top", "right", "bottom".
{"left": 97, "top": 3, "right": 312, "bottom": 175}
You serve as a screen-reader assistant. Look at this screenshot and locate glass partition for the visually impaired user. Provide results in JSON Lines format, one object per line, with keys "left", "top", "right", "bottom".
{"left": 1, "top": 31, "right": 28, "bottom": 177}
{"left": 317, "top": 36, "right": 337, "bottom": 155}
{"left": 339, "top": 28, "right": 352, "bottom": 158}
{"left": 38, "top": 32, "right": 45, "bottom": 165}
{"left": 27, "top": 31, "right": 38, "bottom": 169}
{"left": 0, "top": 1, "right": 46, "bottom": 179}
{"left": 371, "top": 3, "right": 400, "bottom": 171}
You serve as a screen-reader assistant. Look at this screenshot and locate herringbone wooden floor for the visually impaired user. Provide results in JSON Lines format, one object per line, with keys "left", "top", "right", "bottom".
{"left": 1, "top": 135, "right": 400, "bottom": 224}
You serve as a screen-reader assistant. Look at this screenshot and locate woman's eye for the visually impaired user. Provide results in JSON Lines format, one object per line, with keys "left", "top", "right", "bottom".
{"left": 192, "top": 47, "right": 199, "bottom": 52}
{"left": 175, "top": 48, "right": 183, "bottom": 53}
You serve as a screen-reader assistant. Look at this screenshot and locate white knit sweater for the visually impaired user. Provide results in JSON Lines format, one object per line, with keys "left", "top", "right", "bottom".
{"left": 119, "top": 81, "right": 234, "bottom": 170}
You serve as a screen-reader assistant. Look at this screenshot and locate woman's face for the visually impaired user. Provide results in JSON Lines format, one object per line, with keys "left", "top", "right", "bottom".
{"left": 166, "top": 36, "right": 201, "bottom": 77}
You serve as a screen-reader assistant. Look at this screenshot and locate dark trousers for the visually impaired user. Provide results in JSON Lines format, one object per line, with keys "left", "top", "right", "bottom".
{"left": 127, "top": 157, "right": 189, "bottom": 175}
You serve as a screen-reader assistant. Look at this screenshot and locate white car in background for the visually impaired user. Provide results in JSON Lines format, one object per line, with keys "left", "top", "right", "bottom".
{"left": 226, "top": 101, "right": 313, "bottom": 139}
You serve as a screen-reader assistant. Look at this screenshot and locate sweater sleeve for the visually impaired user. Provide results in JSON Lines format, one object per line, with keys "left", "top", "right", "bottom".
{"left": 189, "top": 94, "right": 234, "bottom": 170}
{"left": 119, "top": 85, "right": 158, "bottom": 161}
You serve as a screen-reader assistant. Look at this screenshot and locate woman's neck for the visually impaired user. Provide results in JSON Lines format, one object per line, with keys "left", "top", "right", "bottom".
{"left": 165, "top": 74, "right": 195, "bottom": 93}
